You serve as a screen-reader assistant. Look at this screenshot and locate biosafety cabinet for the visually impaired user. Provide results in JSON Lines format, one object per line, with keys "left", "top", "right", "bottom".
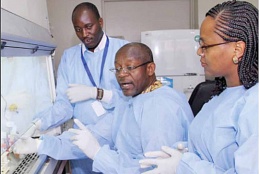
{"left": 1, "top": 8, "right": 63, "bottom": 173}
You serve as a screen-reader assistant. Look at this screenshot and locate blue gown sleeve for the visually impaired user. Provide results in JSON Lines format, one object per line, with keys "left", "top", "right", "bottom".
{"left": 100, "top": 88, "right": 127, "bottom": 109}
{"left": 38, "top": 131, "right": 87, "bottom": 160}
{"left": 234, "top": 85, "right": 258, "bottom": 173}
{"left": 37, "top": 112, "right": 114, "bottom": 160}
{"left": 234, "top": 134, "right": 258, "bottom": 173}
{"left": 140, "top": 95, "right": 192, "bottom": 152}
{"left": 87, "top": 112, "right": 114, "bottom": 147}
{"left": 93, "top": 145, "right": 144, "bottom": 174}
{"left": 34, "top": 51, "right": 73, "bottom": 131}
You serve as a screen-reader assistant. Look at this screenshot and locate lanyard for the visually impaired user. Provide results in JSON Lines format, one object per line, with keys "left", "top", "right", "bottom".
{"left": 80, "top": 36, "right": 109, "bottom": 87}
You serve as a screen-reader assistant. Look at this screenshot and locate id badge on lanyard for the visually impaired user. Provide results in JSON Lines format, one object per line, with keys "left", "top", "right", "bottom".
{"left": 80, "top": 36, "right": 110, "bottom": 117}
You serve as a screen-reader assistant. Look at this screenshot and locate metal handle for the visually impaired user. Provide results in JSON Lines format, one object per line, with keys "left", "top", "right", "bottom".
{"left": 184, "top": 73, "right": 197, "bottom": 76}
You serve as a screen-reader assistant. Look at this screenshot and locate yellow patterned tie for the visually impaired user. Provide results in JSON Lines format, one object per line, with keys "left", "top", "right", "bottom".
{"left": 142, "top": 80, "right": 163, "bottom": 94}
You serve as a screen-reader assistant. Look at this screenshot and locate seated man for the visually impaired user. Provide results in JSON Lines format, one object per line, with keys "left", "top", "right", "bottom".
{"left": 13, "top": 42, "right": 194, "bottom": 173}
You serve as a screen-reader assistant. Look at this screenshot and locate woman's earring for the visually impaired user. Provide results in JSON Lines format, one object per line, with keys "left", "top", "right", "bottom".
{"left": 232, "top": 56, "right": 239, "bottom": 64}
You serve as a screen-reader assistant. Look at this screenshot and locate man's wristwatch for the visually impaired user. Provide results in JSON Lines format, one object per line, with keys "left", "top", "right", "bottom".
{"left": 96, "top": 88, "right": 104, "bottom": 100}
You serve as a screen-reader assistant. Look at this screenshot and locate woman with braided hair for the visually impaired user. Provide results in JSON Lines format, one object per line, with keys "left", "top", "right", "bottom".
{"left": 139, "top": 1, "right": 258, "bottom": 173}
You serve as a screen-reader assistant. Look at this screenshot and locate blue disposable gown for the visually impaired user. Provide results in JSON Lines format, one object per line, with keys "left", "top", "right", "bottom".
{"left": 35, "top": 35, "right": 128, "bottom": 174}
{"left": 177, "top": 84, "right": 258, "bottom": 174}
{"left": 38, "top": 86, "right": 194, "bottom": 173}
{"left": 35, "top": 36, "right": 128, "bottom": 130}
{"left": 91, "top": 86, "right": 194, "bottom": 173}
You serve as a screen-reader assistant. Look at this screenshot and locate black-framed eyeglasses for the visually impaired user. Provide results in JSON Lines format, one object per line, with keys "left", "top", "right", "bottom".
{"left": 195, "top": 35, "right": 233, "bottom": 53}
{"left": 110, "top": 61, "right": 153, "bottom": 74}
{"left": 199, "top": 41, "right": 233, "bottom": 52}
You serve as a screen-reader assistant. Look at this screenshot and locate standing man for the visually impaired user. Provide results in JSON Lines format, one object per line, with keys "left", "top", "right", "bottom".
{"left": 17, "top": 2, "right": 128, "bottom": 174}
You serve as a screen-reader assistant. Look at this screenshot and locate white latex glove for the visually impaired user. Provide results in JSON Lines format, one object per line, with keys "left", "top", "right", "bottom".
{"left": 21, "top": 120, "right": 41, "bottom": 138}
{"left": 12, "top": 137, "right": 42, "bottom": 154}
{"left": 69, "top": 119, "right": 100, "bottom": 160}
{"left": 139, "top": 146, "right": 183, "bottom": 174}
{"left": 66, "top": 84, "right": 113, "bottom": 103}
{"left": 66, "top": 84, "right": 97, "bottom": 103}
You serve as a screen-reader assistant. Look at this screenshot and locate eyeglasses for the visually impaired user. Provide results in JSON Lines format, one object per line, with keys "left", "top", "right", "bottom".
{"left": 195, "top": 35, "right": 233, "bottom": 53}
{"left": 199, "top": 42, "right": 233, "bottom": 53}
{"left": 110, "top": 61, "right": 152, "bottom": 74}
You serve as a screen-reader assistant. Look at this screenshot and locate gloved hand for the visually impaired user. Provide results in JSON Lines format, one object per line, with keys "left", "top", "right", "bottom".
{"left": 66, "top": 84, "right": 97, "bottom": 103}
{"left": 12, "top": 137, "right": 42, "bottom": 154}
{"left": 69, "top": 119, "right": 100, "bottom": 160}
{"left": 66, "top": 84, "right": 113, "bottom": 103}
{"left": 21, "top": 120, "right": 42, "bottom": 138}
{"left": 139, "top": 146, "right": 183, "bottom": 174}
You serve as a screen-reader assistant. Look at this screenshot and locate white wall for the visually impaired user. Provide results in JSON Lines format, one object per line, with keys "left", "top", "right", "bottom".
{"left": 104, "top": 0, "right": 192, "bottom": 42}
{"left": 1, "top": 0, "right": 50, "bottom": 30}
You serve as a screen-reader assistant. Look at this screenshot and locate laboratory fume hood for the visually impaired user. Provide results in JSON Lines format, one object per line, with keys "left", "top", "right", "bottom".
{"left": 1, "top": 8, "right": 63, "bottom": 174}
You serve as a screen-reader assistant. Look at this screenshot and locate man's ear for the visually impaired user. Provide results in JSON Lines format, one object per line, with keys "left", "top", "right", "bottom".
{"left": 99, "top": 17, "right": 104, "bottom": 28}
{"left": 235, "top": 41, "right": 246, "bottom": 61}
{"left": 147, "top": 62, "right": 156, "bottom": 76}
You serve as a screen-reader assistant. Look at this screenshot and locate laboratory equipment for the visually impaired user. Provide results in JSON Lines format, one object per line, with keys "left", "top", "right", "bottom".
{"left": 1, "top": 8, "right": 62, "bottom": 174}
{"left": 141, "top": 29, "right": 205, "bottom": 99}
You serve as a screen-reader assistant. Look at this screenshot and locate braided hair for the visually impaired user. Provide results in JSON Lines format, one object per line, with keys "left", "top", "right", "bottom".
{"left": 206, "top": 0, "right": 258, "bottom": 95}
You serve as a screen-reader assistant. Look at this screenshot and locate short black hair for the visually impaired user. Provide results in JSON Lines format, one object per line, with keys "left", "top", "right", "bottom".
{"left": 116, "top": 42, "right": 154, "bottom": 63}
{"left": 72, "top": 2, "right": 100, "bottom": 21}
